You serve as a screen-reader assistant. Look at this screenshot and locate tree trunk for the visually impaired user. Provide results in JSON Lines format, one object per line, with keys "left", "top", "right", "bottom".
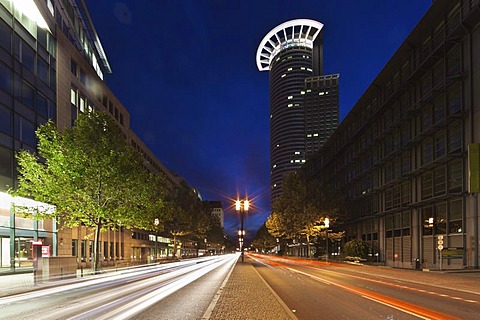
{"left": 306, "top": 234, "right": 311, "bottom": 258}
{"left": 173, "top": 234, "right": 177, "bottom": 258}
{"left": 93, "top": 223, "right": 101, "bottom": 273}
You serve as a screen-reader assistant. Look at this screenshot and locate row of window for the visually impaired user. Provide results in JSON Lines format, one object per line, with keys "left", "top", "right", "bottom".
{"left": 381, "top": 199, "right": 463, "bottom": 238}
{"left": 0, "top": 18, "right": 56, "bottom": 89}
{"left": 72, "top": 239, "right": 125, "bottom": 260}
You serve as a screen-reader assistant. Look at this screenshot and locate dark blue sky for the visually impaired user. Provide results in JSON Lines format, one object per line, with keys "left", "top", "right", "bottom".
{"left": 84, "top": 0, "right": 431, "bottom": 241}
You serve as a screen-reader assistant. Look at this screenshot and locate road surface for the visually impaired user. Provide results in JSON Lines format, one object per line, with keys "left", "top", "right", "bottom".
{"left": 0, "top": 254, "right": 238, "bottom": 320}
{"left": 250, "top": 253, "right": 480, "bottom": 320}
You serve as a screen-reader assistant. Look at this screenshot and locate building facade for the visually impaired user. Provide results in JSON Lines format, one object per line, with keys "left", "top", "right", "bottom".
{"left": 257, "top": 19, "right": 339, "bottom": 202}
{"left": 0, "top": 0, "right": 185, "bottom": 272}
{"left": 205, "top": 200, "right": 224, "bottom": 228}
{"left": 304, "top": 74, "right": 339, "bottom": 159}
{"left": 304, "top": 0, "right": 480, "bottom": 269}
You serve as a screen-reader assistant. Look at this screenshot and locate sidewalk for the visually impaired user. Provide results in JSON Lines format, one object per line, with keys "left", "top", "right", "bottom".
{"left": 205, "top": 256, "right": 296, "bottom": 320}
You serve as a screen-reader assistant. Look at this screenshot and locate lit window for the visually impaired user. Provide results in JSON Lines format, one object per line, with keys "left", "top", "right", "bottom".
{"left": 313, "top": 133, "right": 319, "bottom": 137}
{"left": 288, "top": 104, "right": 293, "bottom": 107}
{"left": 288, "top": 96, "right": 293, "bottom": 100}
{"left": 273, "top": 164, "right": 277, "bottom": 168}
{"left": 290, "top": 160, "right": 294, "bottom": 163}
{"left": 273, "top": 184, "right": 277, "bottom": 187}
{"left": 307, "top": 89, "right": 311, "bottom": 93}
{"left": 295, "top": 160, "right": 300, "bottom": 163}
{"left": 307, "top": 68, "right": 312, "bottom": 72}
{"left": 301, "top": 67, "right": 306, "bottom": 70}
{"left": 287, "top": 68, "right": 292, "bottom": 71}
{"left": 79, "top": 96, "right": 85, "bottom": 112}
{"left": 276, "top": 144, "right": 280, "bottom": 147}
{"left": 281, "top": 74, "right": 286, "bottom": 78}
{"left": 70, "top": 88, "right": 77, "bottom": 105}
{"left": 301, "top": 91, "right": 305, "bottom": 95}
{"left": 319, "top": 92, "right": 325, "bottom": 95}
{"left": 295, "top": 152, "right": 300, "bottom": 155}
{"left": 302, "top": 160, "right": 306, "bottom": 163}
{"left": 307, "top": 134, "right": 312, "bottom": 137}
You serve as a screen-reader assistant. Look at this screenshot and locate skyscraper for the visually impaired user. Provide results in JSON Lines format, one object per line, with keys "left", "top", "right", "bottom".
{"left": 257, "top": 19, "right": 339, "bottom": 202}
{"left": 304, "top": 74, "right": 339, "bottom": 159}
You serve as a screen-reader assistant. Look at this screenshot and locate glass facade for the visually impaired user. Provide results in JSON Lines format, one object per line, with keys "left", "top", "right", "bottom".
{"left": 303, "top": 1, "right": 479, "bottom": 269}
{"left": 0, "top": 0, "right": 57, "bottom": 272}
{"left": 0, "top": 192, "right": 57, "bottom": 270}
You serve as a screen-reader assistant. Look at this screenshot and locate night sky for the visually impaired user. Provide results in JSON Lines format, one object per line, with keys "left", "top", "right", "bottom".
{"left": 84, "top": 0, "right": 431, "bottom": 242}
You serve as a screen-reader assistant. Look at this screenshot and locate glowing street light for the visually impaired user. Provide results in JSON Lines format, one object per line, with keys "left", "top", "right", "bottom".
{"left": 324, "top": 217, "right": 330, "bottom": 262}
{"left": 235, "top": 198, "right": 249, "bottom": 262}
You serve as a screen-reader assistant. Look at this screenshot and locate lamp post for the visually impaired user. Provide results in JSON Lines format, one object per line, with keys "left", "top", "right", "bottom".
{"left": 324, "top": 218, "right": 330, "bottom": 263}
{"left": 154, "top": 218, "right": 159, "bottom": 262}
{"left": 235, "top": 198, "right": 249, "bottom": 262}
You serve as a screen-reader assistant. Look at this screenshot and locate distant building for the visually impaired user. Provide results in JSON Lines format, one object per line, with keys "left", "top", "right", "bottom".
{"left": 205, "top": 201, "right": 224, "bottom": 228}
{"left": 257, "top": 19, "right": 339, "bottom": 203}
{"left": 304, "top": 0, "right": 480, "bottom": 269}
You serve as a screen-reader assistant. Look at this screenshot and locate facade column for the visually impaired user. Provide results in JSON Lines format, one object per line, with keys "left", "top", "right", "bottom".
{"left": 9, "top": 204, "right": 15, "bottom": 272}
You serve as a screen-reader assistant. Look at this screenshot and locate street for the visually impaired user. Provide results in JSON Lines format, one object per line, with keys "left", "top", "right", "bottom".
{"left": 0, "top": 254, "right": 238, "bottom": 320}
{"left": 250, "top": 253, "right": 480, "bottom": 320}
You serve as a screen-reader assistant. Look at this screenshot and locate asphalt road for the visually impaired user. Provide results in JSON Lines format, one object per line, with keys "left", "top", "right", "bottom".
{"left": 250, "top": 254, "right": 480, "bottom": 320}
{"left": 0, "top": 254, "right": 238, "bottom": 320}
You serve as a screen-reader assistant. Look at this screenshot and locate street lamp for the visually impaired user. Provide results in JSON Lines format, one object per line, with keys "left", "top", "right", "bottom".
{"left": 235, "top": 198, "right": 249, "bottom": 262}
{"left": 324, "top": 218, "right": 330, "bottom": 263}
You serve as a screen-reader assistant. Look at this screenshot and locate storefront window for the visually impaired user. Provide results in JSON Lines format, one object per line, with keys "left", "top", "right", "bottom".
{"left": 435, "top": 203, "right": 447, "bottom": 234}
{"left": 449, "top": 199, "right": 463, "bottom": 233}
{"left": 422, "top": 206, "right": 434, "bottom": 235}
{"left": 14, "top": 237, "right": 33, "bottom": 266}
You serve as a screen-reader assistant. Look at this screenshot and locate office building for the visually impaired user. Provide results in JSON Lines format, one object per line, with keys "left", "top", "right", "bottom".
{"left": 205, "top": 201, "right": 224, "bottom": 228}
{"left": 0, "top": 0, "right": 183, "bottom": 272}
{"left": 304, "top": 0, "right": 479, "bottom": 269}
{"left": 257, "top": 19, "right": 339, "bottom": 202}
{"left": 304, "top": 74, "right": 339, "bottom": 159}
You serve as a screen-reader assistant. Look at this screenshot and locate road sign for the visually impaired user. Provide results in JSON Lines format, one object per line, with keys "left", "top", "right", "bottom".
{"left": 437, "top": 244, "right": 444, "bottom": 250}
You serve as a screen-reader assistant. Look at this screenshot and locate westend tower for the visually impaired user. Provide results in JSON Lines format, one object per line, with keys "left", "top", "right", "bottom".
{"left": 257, "top": 19, "right": 338, "bottom": 202}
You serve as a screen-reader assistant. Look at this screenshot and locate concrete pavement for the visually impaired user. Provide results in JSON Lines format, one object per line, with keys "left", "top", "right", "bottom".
{"left": 204, "top": 256, "right": 296, "bottom": 320}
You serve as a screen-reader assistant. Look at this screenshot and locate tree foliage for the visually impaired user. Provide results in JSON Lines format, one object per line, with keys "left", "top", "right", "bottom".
{"left": 164, "top": 181, "right": 211, "bottom": 257}
{"left": 250, "top": 223, "right": 277, "bottom": 253}
{"left": 265, "top": 171, "right": 344, "bottom": 257}
{"left": 343, "top": 239, "right": 371, "bottom": 259}
{"left": 14, "top": 112, "right": 169, "bottom": 270}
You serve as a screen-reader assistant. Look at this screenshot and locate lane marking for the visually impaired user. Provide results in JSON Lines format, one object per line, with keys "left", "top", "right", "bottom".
{"left": 361, "top": 295, "right": 430, "bottom": 320}
{"left": 284, "top": 266, "right": 461, "bottom": 320}
{"left": 300, "top": 263, "right": 480, "bottom": 305}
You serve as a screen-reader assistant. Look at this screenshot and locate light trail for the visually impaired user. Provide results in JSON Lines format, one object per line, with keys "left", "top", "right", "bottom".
{"left": 283, "top": 266, "right": 462, "bottom": 320}
{"left": 0, "top": 254, "right": 239, "bottom": 319}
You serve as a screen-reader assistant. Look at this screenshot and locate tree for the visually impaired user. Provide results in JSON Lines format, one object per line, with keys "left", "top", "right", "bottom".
{"left": 251, "top": 224, "right": 277, "bottom": 253}
{"left": 14, "top": 112, "right": 169, "bottom": 271}
{"left": 343, "top": 239, "right": 371, "bottom": 260}
{"left": 164, "top": 181, "right": 206, "bottom": 257}
{"left": 266, "top": 171, "right": 344, "bottom": 258}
